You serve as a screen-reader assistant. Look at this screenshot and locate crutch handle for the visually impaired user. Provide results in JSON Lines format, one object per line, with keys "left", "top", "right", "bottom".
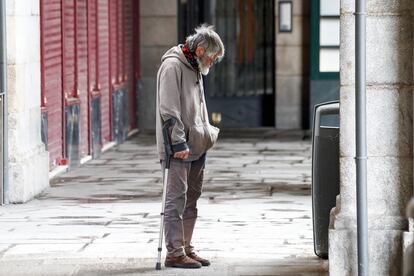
{"left": 162, "top": 118, "right": 176, "bottom": 169}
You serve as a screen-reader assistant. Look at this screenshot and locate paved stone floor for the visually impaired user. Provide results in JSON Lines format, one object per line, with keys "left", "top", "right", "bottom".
{"left": 0, "top": 129, "right": 328, "bottom": 275}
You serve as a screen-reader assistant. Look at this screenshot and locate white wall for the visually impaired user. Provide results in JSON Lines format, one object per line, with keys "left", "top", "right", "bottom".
{"left": 6, "top": 0, "right": 49, "bottom": 203}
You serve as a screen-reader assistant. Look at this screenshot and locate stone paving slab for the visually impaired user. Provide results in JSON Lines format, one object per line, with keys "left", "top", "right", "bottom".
{"left": 0, "top": 130, "right": 327, "bottom": 275}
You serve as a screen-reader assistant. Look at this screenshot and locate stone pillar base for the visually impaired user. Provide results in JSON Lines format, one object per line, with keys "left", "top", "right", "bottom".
{"left": 403, "top": 232, "right": 414, "bottom": 275}
{"left": 8, "top": 144, "right": 49, "bottom": 203}
{"left": 329, "top": 229, "right": 404, "bottom": 276}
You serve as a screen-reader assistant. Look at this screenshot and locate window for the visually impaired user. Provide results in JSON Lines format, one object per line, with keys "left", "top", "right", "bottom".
{"left": 319, "top": 0, "right": 340, "bottom": 72}
{"left": 311, "top": 0, "right": 340, "bottom": 79}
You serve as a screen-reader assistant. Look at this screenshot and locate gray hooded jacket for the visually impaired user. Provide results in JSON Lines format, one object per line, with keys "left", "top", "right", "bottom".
{"left": 156, "top": 45, "right": 219, "bottom": 161}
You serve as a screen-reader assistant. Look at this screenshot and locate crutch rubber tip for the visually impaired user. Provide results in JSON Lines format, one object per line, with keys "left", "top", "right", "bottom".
{"left": 156, "top": 262, "right": 162, "bottom": 270}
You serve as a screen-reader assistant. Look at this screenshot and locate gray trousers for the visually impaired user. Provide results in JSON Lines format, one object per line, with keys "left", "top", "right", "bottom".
{"left": 161, "top": 154, "right": 206, "bottom": 257}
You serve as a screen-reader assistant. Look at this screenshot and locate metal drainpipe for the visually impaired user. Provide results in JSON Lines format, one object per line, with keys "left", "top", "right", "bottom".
{"left": 0, "top": 0, "right": 8, "bottom": 205}
{"left": 355, "top": 0, "right": 369, "bottom": 275}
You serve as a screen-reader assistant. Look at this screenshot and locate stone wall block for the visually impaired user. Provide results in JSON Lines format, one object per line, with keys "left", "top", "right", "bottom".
{"left": 6, "top": 0, "right": 39, "bottom": 16}
{"left": 329, "top": 229, "right": 404, "bottom": 276}
{"left": 7, "top": 14, "right": 40, "bottom": 65}
{"left": 340, "top": 86, "right": 413, "bottom": 157}
{"left": 140, "top": 46, "right": 171, "bottom": 78}
{"left": 8, "top": 144, "right": 49, "bottom": 203}
{"left": 140, "top": 17, "right": 177, "bottom": 47}
{"left": 342, "top": 0, "right": 413, "bottom": 14}
{"left": 8, "top": 108, "right": 42, "bottom": 157}
{"left": 275, "top": 0, "right": 310, "bottom": 16}
{"left": 7, "top": 63, "right": 41, "bottom": 113}
{"left": 337, "top": 157, "right": 357, "bottom": 219}
{"left": 340, "top": 14, "right": 355, "bottom": 86}
{"left": 366, "top": 16, "right": 413, "bottom": 85}
{"left": 6, "top": 64, "right": 17, "bottom": 113}
{"left": 340, "top": 15, "right": 413, "bottom": 86}
{"left": 276, "top": 16, "right": 310, "bottom": 46}
{"left": 26, "top": 62, "right": 41, "bottom": 110}
{"left": 5, "top": 15, "right": 15, "bottom": 64}
{"left": 140, "top": 0, "right": 177, "bottom": 16}
{"left": 276, "top": 76, "right": 303, "bottom": 129}
{"left": 138, "top": 77, "right": 157, "bottom": 130}
{"left": 276, "top": 46, "right": 308, "bottom": 76}
{"left": 339, "top": 156, "right": 413, "bottom": 227}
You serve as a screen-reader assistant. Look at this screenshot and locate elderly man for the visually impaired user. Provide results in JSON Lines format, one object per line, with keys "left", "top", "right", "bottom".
{"left": 156, "top": 24, "right": 225, "bottom": 269}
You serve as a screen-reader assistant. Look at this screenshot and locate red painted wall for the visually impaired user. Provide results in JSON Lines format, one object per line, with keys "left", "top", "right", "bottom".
{"left": 40, "top": 0, "right": 140, "bottom": 170}
{"left": 97, "top": 0, "right": 111, "bottom": 144}
{"left": 40, "top": 0, "right": 64, "bottom": 167}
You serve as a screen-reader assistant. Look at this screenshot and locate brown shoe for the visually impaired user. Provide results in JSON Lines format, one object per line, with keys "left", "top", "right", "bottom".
{"left": 164, "top": 255, "right": 202, "bottom": 269}
{"left": 187, "top": 252, "right": 211, "bottom": 266}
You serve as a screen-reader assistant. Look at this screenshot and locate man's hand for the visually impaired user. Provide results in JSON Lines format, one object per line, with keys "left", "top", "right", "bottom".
{"left": 174, "top": 149, "right": 189, "bottom": 159}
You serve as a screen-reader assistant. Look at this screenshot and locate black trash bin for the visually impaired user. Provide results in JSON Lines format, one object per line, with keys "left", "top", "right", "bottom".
{"left": 311, "top": 101, "right": 340, "bottom": 259}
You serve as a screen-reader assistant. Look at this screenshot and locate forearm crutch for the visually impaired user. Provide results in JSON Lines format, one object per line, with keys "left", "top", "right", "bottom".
{"left": 156, "top": 118, "right": 176, "bottom": 270}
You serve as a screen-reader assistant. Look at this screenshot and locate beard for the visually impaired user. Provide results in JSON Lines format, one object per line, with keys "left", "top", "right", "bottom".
{"left": 196, "top": 57, "right": 210, "bottom": 76}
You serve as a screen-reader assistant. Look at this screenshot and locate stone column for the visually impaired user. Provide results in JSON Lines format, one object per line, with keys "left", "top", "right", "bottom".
{"left": 6, "top": 0, "right": 49, "bottom": 203}
{"left": 275, "top": 0, "right": 310, "bottom": 129}
{"left": 329, "top": 0, "right": 413, "bottom": 275}
{"left": 139, "top": 0, "right": 177, "bottom": 130}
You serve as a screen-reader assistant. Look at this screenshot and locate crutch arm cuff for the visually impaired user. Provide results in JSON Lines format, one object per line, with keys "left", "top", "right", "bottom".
{"left": 172, "top": 142, "right": 188, "bottom": 153}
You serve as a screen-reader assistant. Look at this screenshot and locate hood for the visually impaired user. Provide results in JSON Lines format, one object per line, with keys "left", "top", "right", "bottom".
{"left": 161, "top": 45, "right": 196, "bottom": 71}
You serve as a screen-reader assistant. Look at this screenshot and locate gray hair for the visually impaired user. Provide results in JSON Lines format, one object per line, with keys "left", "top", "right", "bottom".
{"left": 186, "top": 24, "right": 225, "bottom": 61}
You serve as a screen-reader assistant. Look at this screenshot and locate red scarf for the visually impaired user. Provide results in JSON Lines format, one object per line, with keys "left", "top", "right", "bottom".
{"left": 181, "top": 44, "right": 199, "bottom": 71}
